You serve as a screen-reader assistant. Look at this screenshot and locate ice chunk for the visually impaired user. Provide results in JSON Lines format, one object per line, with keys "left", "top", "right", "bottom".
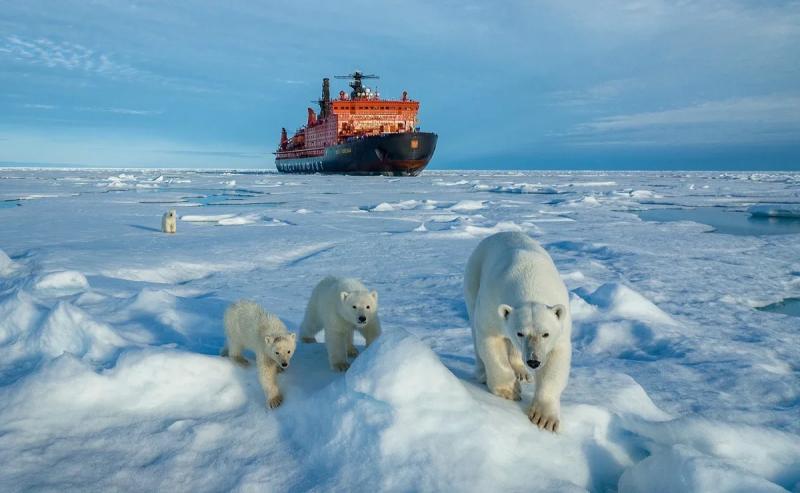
{"left": 747, "top": 204, "right": 800, "bottom": 218}
{"left": 449, "top": 200, "right": 487, "bottom": 211}
{"left": 34, "top": 270, "right": 89, "bottom": 295}
{"left": 584, "top": 283, "right": 676, "bottom": 326}
{"left": 489, "top": 183, "right": 559, "bottom": 194}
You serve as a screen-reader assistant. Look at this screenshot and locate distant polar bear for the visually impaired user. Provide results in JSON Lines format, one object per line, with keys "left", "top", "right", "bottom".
{"left": 464, "top": 232, "right": 572, "bottom": 432}
{"left": 221, "top": 300, "right": 296, "bottom": 409}
{"left": 300, "top": 276, "right": 381, "bottom": 372}
{"left": 161, "top": 209, "right": 177, "bottom": 233}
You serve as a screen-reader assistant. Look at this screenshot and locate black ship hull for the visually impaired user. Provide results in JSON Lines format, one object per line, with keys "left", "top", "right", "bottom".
{"left": 276, "top": 132, "right": 437, "bottom": 176}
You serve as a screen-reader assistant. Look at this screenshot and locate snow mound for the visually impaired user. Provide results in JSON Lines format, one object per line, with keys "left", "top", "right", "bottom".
{"left": 585, "top": 283, "right": 676, "bottom": 326}
{"left": 101, "top": 260, "right": 233, "bottom": 284}
{"left": 34, "top": 270, "right": 89, "bottom": 295}
{"left": 217, "top": 213, "right": 267, "bottom": 226}
{"left": 573, "top": 283, "right": 684, "bottom": 359}
{"left": 748, "top": 204, "right": 800, "bottom": 218}
{"left": 181, "top": 213, "right": 237, "bottom": 222}
{"left": 433, "top": 179, "right": 469, "bottom": 186}
{"left": 424, "top": 219, "right": 526, "bottom": 239}
{"left": 0, "top": 294, "right": 125, "bottom": 373}
{"left": 0, "top": 249, "right": 17, "bottom": 276}
{"left": 619, "top": 417, "right": 800, "bottom": 491}
{"left": 284, "top": 330, "right": 588, "bottom": 491}
{"left": 629, "top": 190, "right": 661, "bottom": 199}
{"left": 618, "top": 445, "right": 787, "bottom": 493}
{"left": 37, "top": 302, "right": 126, "bottom": 361}
{"left": 369, "top": 200, "right": 438, "bottom": 212}
{"left": 449, "top": 199, "right": 487, "bottom": 211}
{"left": 0, "top": 349, "right": 246, "bottom": 430}
{"left": 182, "top": 213, "right": 290, "bottom": 226}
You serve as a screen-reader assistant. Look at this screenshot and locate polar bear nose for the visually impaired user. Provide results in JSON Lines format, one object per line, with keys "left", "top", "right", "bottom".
{"left": 526, "top": 359, "right": 540, "bottom": 369}
{"left": 281, "top": 362, "right": 288, "bottom": 368}
{"left": 358, "top": 315, "right": 367, "bottom": 323}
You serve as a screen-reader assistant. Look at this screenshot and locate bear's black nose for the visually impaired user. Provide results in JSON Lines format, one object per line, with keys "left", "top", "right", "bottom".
{"left": 281, "top": 362, "right": 288, "bottom": 368}
{"left": 526, "top": 359, "right": 540, "bottom": 369}
{"left": 358, "top": 315, "right": 367, "bottom": 323}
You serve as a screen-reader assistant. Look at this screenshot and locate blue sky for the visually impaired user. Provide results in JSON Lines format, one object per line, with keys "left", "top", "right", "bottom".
{"left": 1, "top": 0, "right": 799, "bottom": 170}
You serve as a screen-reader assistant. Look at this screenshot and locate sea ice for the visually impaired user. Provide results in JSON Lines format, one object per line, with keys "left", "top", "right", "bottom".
{"left": 0, "top": 169, "right": 797, "bottom": 491}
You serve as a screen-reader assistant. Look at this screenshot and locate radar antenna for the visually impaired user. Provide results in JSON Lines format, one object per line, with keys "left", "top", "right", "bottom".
{"left": 335, "top": 71, "right": 379, "bottom": 99}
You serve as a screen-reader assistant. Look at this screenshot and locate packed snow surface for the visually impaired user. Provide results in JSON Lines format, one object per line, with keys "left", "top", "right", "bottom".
{"left": 1, "top": 169, "right": 799, "bottom": 492}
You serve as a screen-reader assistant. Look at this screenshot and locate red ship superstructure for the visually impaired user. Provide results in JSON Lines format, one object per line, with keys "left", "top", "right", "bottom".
{"left": 275, "top": 72, "right": 437, "bottom": 176}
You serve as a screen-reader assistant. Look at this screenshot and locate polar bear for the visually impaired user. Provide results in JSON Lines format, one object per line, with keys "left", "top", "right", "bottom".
{"left": 464, "top": 232, "right": 571, "bottom": 432}
{"left": 161, "top": 209, "right": 177, "bottom": 233}
{"left": 300, "top": 276, "right": 381, "bottom": 372}
{"left": 221, "top": 300, "right": 296, "bottom": 409}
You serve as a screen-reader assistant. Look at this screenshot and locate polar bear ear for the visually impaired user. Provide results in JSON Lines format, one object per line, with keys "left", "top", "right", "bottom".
{"left": 340, "top": 291, "right": 349, "bottom": 302}
{"left": 498, "top": 304, "right": 513, "bottom": 320}
{"left": 265, "top": 335, "right": 275, "bottom": 345}
{"left": 549, "top": 304, "right": 566, "bottom": 321}
{"left": 288, "top": 332, "right": 296, "bottom": 341}
{"left": 370, "top": 290, "right": 378, "bottom": 302}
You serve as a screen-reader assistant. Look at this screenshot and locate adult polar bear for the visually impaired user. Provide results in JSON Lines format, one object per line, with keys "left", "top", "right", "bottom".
{"left": 465, "top": 232, "right": 571, "bottom": 432}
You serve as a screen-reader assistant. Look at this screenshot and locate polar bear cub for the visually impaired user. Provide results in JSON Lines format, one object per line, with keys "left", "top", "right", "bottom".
{"left": 161, "top": 209, "right": 177, "bottom": 233}
{"left": 300, "top": 276, "right": 381, "bottom": 372}
{"left": 464, "top": 232, "right": 572, "bottom": 432}
{"left": 221, "top": 300, "right": 296, "bottom": 409}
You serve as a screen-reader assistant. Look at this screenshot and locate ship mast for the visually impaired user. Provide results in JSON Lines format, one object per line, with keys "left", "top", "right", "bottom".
{"left": 335, "top": 71, "right": 379, "bottom": 99}
{"left": 318, "top": 78, "right": 332, "bottom": 119}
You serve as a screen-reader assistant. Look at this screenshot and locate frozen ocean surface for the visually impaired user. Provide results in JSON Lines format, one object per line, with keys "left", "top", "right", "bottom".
{"left": 0, "top": 169, "right": 799, "bottom": 492}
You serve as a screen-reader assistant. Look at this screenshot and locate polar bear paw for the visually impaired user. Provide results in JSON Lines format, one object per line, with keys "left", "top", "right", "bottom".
{"left": 268, "top": 394, "right": 283, "bottom": 409}
{"left": 528, "top": 399, "right": 560, "bottom": 432}
{"left": 332, "top": 361, "right": 350, "bottom": 372}
{"left": 347, "top": 346, "right": 359, "bottom": 358}
{"left": 492, "top": 381, "right": 521, "bottom": 401}
{"left": 514, "top": 368, "right": 532, "bottom": 383}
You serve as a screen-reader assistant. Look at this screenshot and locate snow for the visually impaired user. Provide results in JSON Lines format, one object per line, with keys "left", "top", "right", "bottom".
{"left": 0, "top": 169, "right": 799, "bottom": 492}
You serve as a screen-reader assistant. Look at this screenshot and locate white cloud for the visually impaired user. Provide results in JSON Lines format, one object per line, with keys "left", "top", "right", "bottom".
{"left": 578, "top": 96, "right": 800, "bottom": 132}
{"left": 22, "top": 103, "right": 57, "bottom": 110}
{"left": 2, "top": 36, "right": 137, "bottom": 78}
{"left": 77, "top": 107, "right": 163, "bottom": 116}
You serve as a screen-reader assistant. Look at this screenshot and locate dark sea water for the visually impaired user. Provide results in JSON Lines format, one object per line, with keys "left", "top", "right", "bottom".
{"left": 757, "top": 298, "right": 800, "bottom": 318}
{"left": 637, "top": 207, "right": 800, "bottom": 236}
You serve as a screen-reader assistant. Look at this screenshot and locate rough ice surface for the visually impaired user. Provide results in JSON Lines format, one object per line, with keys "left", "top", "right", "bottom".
{"left": 0, "top": 169, "right": 799, "bottom": 492}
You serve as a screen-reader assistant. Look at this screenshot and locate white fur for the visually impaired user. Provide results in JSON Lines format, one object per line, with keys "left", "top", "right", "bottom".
{"left": 221, "top": 300, "right": 296, "bottom": 409}
{"left": 300, "top": 276, "right": 381, "bottom": 372}
{"left": 161, "top": 209, "right": 177, "bottom": 233}
{"left": 464, "top": 232, "right": 572, "bottom": 432}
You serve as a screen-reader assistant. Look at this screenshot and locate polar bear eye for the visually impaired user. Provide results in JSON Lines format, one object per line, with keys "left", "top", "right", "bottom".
{"left": 275, "top": 351, "right": 279, "bottom": 355}
{"left": 366, "top": 305, "right": 370, "bottom": 310}
{"left": 288, "top": 350, "right": 291, "bottom": 354}
{"left": 516, "top": 332, "right": 524, "bottom": 337}
{"left": 542, "top": 333, "right": 550, "bottom": 338}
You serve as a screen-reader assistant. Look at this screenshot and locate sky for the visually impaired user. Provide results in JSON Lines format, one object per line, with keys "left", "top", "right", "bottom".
{"left": 1, "top": 0, "right": 799, "bottom": 170}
